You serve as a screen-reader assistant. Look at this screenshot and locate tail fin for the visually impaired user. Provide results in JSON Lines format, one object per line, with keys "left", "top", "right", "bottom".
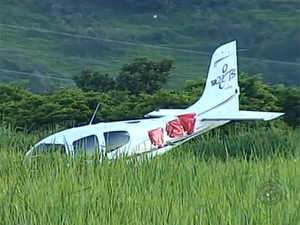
{"left": 143, "top": 40, "right": 284, "bottom": 122}
{"left": 188, "top": 40, "right": 240, "bottom": 112}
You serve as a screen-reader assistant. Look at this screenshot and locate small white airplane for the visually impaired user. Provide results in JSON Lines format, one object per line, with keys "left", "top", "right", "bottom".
{"left": 25, "top": 40, "right": 284, "bottom": 160}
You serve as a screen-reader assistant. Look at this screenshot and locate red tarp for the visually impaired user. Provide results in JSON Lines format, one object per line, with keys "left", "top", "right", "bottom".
{"left": 148, "top": 127, "right": 164, "bottom": 147}
{"left": 166, "top": 119, "right": 184, "bottom": 138}
{"left": 177, "top": 112, "right": 197, "bottom": 135}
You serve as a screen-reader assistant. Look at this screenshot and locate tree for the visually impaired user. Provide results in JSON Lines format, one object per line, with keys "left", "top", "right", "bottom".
{"left": 269, "top": 84, "right": 300, "bottom": 128}
{"left": 116, "top": 57, "right": 174, "bottom": 95}
{"left": 183, "top": 77, "right": 205, "bottom": 95}
{"left": 0, "top": 81, "right": 32, "bottom": 104}
{"left": 238, "top": 73, "right": 282, "bottom": 112}
{"left": 73, "top": 69, "right": 116, "bottom": 92}
{"left": 1, "top": 69, "right": 299, "bottom": 130}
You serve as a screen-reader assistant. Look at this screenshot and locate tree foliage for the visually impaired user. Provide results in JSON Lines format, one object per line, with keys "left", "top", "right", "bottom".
{"left": 73, "top": 58, "right": 174, "bottom": 95}
{"left": 1, "top": 57, "right": 299, "bottom": 131}
{"left": 73, "top": 69, "right": 116, "bottom": 92}
{"left": 116, "top": 57, "right": 174, "bottom": 95}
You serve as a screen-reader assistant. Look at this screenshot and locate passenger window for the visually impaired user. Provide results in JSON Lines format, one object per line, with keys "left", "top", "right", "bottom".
{"left": 103, "top": 131, "right": 130, "bottom": 152}
{"left": 73, "top": 135, "right": 100, "bottom": 156}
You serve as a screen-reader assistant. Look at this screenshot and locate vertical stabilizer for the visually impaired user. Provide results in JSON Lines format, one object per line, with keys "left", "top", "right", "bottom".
{"left": 188, "top": 40, "right": 240, "bottom": 113}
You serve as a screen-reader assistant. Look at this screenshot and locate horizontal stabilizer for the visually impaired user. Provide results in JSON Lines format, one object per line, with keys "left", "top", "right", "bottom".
{"left": 202, "top": 110, "right": 284, "bottom": 121}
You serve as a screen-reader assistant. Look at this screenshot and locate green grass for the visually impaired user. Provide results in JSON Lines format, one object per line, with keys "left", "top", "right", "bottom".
{"left": 0, "top": 24, "right": 209, "bottom": 91}
{"left": 0, "top": 1, "right": 299, "bottom": 92}
{"left": 1, "top": 124, "right": 300, "bottom": 224}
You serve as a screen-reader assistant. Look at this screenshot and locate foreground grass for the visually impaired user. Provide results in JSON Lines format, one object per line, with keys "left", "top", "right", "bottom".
{"left": 0, "top": 125, "right": 299, "bottom": 224}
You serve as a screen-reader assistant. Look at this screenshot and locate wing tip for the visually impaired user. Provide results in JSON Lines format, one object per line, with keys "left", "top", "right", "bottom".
{"left": 263, "top": 112, "right": 285, "bottom": 121}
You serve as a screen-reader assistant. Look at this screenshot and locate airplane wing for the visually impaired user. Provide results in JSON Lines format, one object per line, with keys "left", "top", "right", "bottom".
{"left": 201, "top": 110, "right": 284, "bottom": 121}
{"left": 144, "top": 109, "right": 184, "bottom": 118}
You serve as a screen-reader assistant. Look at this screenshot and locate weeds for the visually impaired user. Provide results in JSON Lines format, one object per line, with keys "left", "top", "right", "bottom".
{"left": 0, "top": 125, "right": 299, "bottom": 224}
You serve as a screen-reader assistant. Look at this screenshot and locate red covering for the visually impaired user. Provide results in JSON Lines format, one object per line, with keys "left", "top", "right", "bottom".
{"left": 166, "top": 119, "right": 184, "bottom": 138}
{"left": 177, "top": 112, "right": 197, "bottom": 135}
{"left": 148, "top": 127, "right": 164, "bottom": 147}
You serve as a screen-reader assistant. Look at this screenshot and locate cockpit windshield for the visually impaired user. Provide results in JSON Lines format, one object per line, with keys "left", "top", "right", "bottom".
{"left": 32, "top": 143, "right": 66, "bottom": 155}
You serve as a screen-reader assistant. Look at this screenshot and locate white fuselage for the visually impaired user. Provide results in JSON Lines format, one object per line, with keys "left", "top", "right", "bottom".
{"left": 25, "top": 39, "right": 284, "bottom": 160}
{"left": 25, "top": 103, "right": 230, "bottom": 160}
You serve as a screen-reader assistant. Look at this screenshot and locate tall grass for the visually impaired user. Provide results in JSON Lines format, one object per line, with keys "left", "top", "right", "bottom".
{"left": 0, "top": 125, "right": 299, "bottom": 224}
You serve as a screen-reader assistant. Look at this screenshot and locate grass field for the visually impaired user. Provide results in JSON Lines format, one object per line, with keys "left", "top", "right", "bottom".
{"left": 1, "top": 1, "right": 299, "bottom": 92}
{"left": 1, "top": 125, "right": 300, "bottom": 224}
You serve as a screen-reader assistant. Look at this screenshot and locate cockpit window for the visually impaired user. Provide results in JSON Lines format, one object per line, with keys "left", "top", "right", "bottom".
{"left": 103, "top": 131, "right": 130, "bottom": 152}
{"left": 72, "top": 135, "right": 100, "bottom": 156}
{"left": 32, "top": 143, "right": 66, "bottom": 155}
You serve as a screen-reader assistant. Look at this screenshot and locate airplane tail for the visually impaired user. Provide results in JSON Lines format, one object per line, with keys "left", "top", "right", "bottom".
{"left": 187, "top": 40, "right": 284, "bottom": 121}
{"left": 187, "top": 40, "right": 239, "bottom": 113}
{"left": 144, "top": 40, "right": 284, "bottom": 121}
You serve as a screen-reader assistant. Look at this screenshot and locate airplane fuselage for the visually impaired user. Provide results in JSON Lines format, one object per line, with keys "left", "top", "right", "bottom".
{"left": 25, "top": 107, "right": 230, "bottom": 160}
{"left": 25, "top": 40, "right": 284, "bottom": 160}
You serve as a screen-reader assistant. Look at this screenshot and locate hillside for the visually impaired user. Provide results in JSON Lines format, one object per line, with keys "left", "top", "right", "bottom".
{"left": 0, "top": 0, "right": 299, "bottom": 92}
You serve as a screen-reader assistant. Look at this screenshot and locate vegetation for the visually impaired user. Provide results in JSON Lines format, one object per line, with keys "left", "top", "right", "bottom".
{"left": 0, "top": 0, "right": 299, "bottom": 92}
{"left": 1, "top": 54, "right": 299, "bottom": 225}
{"left": 1, "top": 57, "right": 299, "bottom": 131}
{"left": 73, "top": 58, "right": 174, "bottom": 94}
{"left": 1, "top": 1, "right": 299, "bottom": 223}
{"left": 1, "top": 125, "right": 300, "bottom": 224}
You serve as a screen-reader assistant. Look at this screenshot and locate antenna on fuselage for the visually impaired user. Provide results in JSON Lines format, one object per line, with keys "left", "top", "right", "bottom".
{"left": 88, "top": 103, "right": 101, "bottom": 126}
